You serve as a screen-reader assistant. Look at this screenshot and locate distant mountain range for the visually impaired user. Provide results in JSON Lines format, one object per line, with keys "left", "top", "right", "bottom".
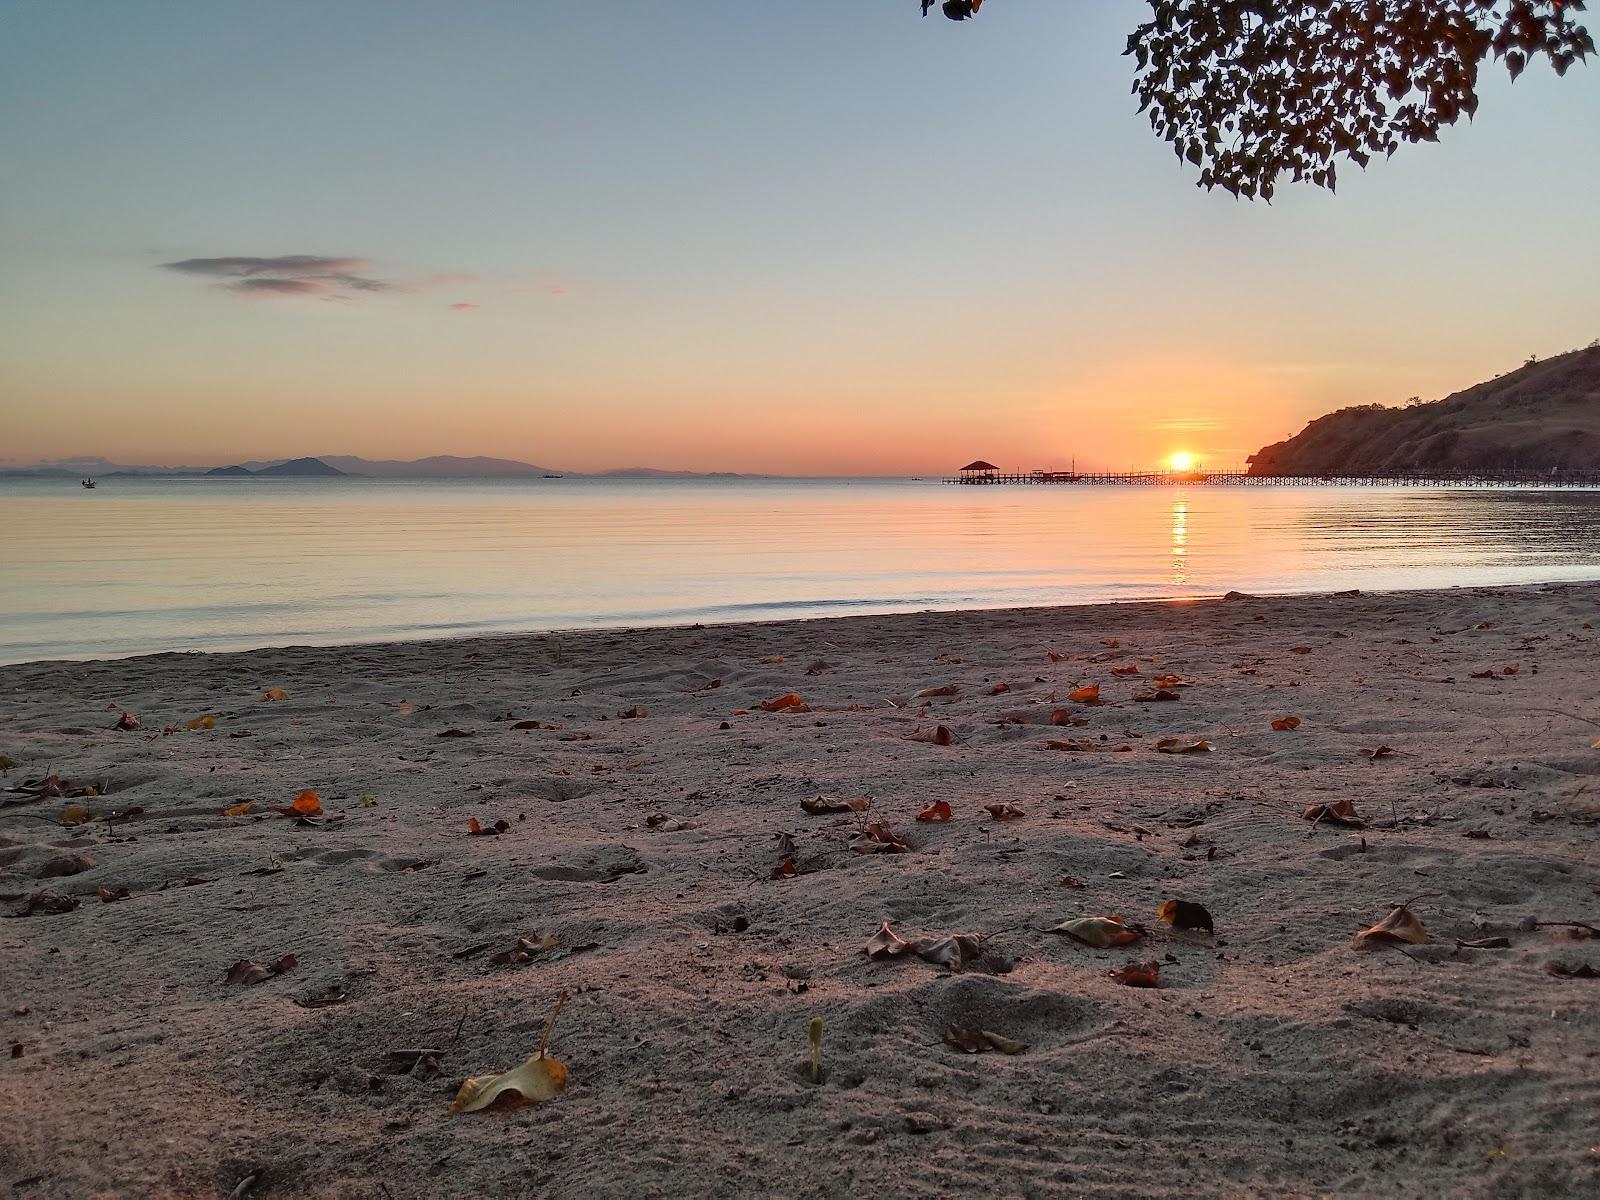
{"left": 0, "top": 453, "right": 763, "bottom": 479}
{"left": 1248, "top": 344, "right": 1600, "bottom": 475}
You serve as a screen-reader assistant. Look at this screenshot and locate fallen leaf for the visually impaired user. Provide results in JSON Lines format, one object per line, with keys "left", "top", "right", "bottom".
{"left": 1302, "top": 798, "right": 1362, "bottom": 827}
{"left": 988, "top": 681, "right": 1011, "bottom": 695}
{"left": 467, "top": 817, "right": 511, "bottom": 836}
{"left": 644, "top": 813, "right": 701, "bottom": 831}
{"left": 1059, "top": 876, "right": 1087, "bottom": 889}
{"left": 908, "top": 725, "right": 956, "bottom": 745}
{"left": 770, "top": 858, "right": 798, "bottom": 879}
{"left": 1546, "top": 961, "right": 1600, "bottom": 979}
{"left": 1110, "top": 665, "right": 1141, "bottom": 676}
{"left": 916, "top": 684, "right": 961, "bottom": 698}
{"left": 1109, "top": 959, "right": 1161, "bottom": 987}
{"left": 60, "top": 804, "right": 92, "bottom": 827}
{"left": 617, "top": 706, "right": 649, "bottom": 719}
{"left": 511, "top": 720, "right": 563, "bottom": 730}
{"left": 1502, "top": 663, "right": 1520, "bottom": 675}
{"left": 1046, "top": 650, "right": 1066, "bottom": 663}
{"left": 290, "top": 790, "right": 321, "bottom": 816}
{"left": 1155, "top": 737, "right": 1211, "bottom": 754}
{"left": 1365, "top": 745, "right": 1397, "bottom": 760}
{"left": 488, "top": 933, "right": 561, "bottom": 966}
{"left": 451, "top": 994, "right": 569, "bottom": 1114}
{"left": 865, "top": 921, "right": 914, "bottom": 959}
{"left": 1049, "top": 916, "right": 1142, "bottom": 948}
{"left": 36, "top": 853, "right": 95, "bottom": 879}
{"left": 759, "top": 693, "right": 809, "bottom": 713}
{"left": 359, "top": 794, "right": 377, "bottom": 807}
{"left": 910, "top": 934, "right": 988, "bottom": 972}
{"left": 985, "top": 803, "right": 1025, "bottom": 821}
{"left": 222, "top": 801, "right": 254, "bottom": 818}
{"left": 1044, "top": 738, "right": 1098, "bottom": 752}
{"left": 114, "top": 711, "right": 141, "bottom": 731}
{"left": 759, "top": 655, "right": 785, "bottom": 665}
{"left": 1133, "top": 689, "right": 1181, "bottom": 703}
{"left": 915, "top": 799, "right": 952, "bottom": 823}
{"left": 225, "top": 953, "right": 298, "bottom": 985}
{"left": 1289, "top": 646, "right": 1313, "bottom": 655}
{"left": 438, "top": 728, "right": 475, "bottom": 738}
{"left": 1152, "top": 675, "right": 1188, "bottom": 689}
{"left": 1157, "top": 899, "right": 1214, "bottom": 933}
{"left": 801, "top": 795, "right": 869, "bottom": 815}
{"left": 852, "top": 822, "right": 908, "bottom": 853}
{"left": 12, "top": 892, "right": 77, "bottom": 916}
{"left": 1101, "top": 638, "right": 1120, "bottom": 649}
{"left": 1353, "top": 905, "right": 1427, "bottom": 950}
{"left": 97, "top": 885, "right": 131, "bottom": 903}
{"left": 1049, "top": 708, "right": 1079, "bottom": 726}
{"left": 1069, "top": 684, "right": 1101, "bottom": 705}
{"left": 185, "top": 714, "right": 215, "bottom": 731}
{"left": 262, "top": 687, "right": 289, "bottom": 702}
{"left": 1270, "top": 715, "right": 1302, "bottom": 731}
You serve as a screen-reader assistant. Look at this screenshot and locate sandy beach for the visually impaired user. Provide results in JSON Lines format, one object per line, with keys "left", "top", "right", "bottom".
{"left": 4, "top": 582, "right": 1600, "bottom": 1198}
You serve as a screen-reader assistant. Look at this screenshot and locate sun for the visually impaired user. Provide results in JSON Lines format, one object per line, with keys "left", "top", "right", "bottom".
{"left": 1168, "top": 451, "right": 1196, "bottom": 472}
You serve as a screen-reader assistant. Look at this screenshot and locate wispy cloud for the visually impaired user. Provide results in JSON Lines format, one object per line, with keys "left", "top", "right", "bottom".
{"left": 449, "top": 301, "right": 480, "bottom": 311}
{"left": 160, "top": 254, "right": 390, "bottom": 298}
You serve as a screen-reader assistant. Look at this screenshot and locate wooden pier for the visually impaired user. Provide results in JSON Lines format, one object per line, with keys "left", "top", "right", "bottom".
{"left": 943, "top": 468, "right": 1600, "bottom": 488}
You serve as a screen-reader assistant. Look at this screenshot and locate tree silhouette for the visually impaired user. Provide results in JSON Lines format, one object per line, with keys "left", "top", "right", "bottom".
{"left": 923, "top": 2, "right": 1593, "bottom": 199}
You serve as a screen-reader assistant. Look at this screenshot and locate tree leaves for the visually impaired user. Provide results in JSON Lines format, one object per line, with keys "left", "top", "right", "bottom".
{"left": 1354, "top": 904, "right": 1428, "bottom": 950}
{"left": 225, "top": 953, "right": 298, "bottom": 985}
{"left": 450, "top": 993, "right": 570, "bottom": 1114}
{"left": 1049, "top": 915, "right": 1143, "bottom": 947}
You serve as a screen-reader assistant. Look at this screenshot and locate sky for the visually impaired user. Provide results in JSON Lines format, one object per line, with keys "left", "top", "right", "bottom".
{"left": 2, "top": 1, "right": 1597, "bottom": 475}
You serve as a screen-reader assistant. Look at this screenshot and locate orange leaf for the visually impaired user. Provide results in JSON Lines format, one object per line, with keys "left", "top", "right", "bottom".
{"left": 1068, "top": 684, "right": 1101, "bottom": 704}
{"left": 985, "top": 802, "right": 1025, "bottom": 821}
{"left": 262, "top": 687, "right": 289, "bottom": 702}
{"left": 222, "top": 801, "right": 253, "bottom": 817}
{"left": 988, "top": 681, "right": 1010, "bottom": 695}
{"left": 1110, "top": 664, "right": 1140, "bottom": 676}
{"left": 1354, "top": 904, "right": 1427, "bottom": 950}
{"left": 290, "top": 790, "right": 321, "bottom": 816}
{"left": 769, "top": 858, "right": 798, "bottom": 879}
{"left": 916, "top": 684, "right": 961, "bottom": 698}
{"left": 758, "top": 655, "right": 785, "bottom": 665}
{"left": 915, "top": 799, "right": 952, "bottom": 823}
{"left": 1271, "top": 715, "right": 1302, "bottom": 731}
{"left": 759, "top": 693, "right": 809, "bottom": 713}
{"left": 1302, "top": 799, "right": 1362, "bottom": 827}
{"left": 1109, "top": 959, "right": 1160, "bottom": 988}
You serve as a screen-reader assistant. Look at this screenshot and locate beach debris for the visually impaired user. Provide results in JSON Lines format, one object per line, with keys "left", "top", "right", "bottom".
{"left": 804, "top": 660, "right": 834, "bottom": 676}
{"left": 801, "top": 794, "right": 869, "bottom": 815}
{"left": 1155, "top": 737, "right": 1211, "bottom": 754}
{"left": 1302, "top": 798, "right": 1363, "bottom": 828}
{"left": 1158, "top": 899, "right": 1215, "bottom": 933}
{"left": 695, "top": 677, "right": 723, "bottom": 692}
{"left": 1046, "top": 650, "right": 1067, "bottom": 662}
{"left": 0, "top": 754, "right": 16, "bottom": 770}
{"left": 1045, "top": 738, "right": 1096, "bottom": 752}
{"left": 223, "top": 801, "right": 254, "bottom": 817}
{"left": 1152, "top": 674, "right": 1189, "bottom": 689}
{"left": 943, "top": 1027, "right": 1029, "bottom": 1055}
{"left": 759, "top": 655, "right": 784, "bottom": 665}
{"left": 1353, "top": 904, "right": 1427, "bottom": 951}
{"left": 262, "top": 687, "right": 289, "bottom": 702}
{"left": 1069, "top": 684, "right": 1102, "bottom": 705}
{"left": 809, "top": 1016, "right": 824, "bottom": 1081}
{"left": 916, "top": 799, "right": 952, "bottom": 822}
{"left": 852, "top": 822, "right": 909, "bottom": 853}
{"left": 864, "top": 922, "right": 996, "bottom": 972}
{"left": 185, "top": 714, "right": 215, "bottom": 731}
{"left": 908, "top": 725, "right": 956, "bottom": 745}
{"left": 1364, "top": 745, "right": 1397, "bottom": 760}
{"left": 1133, "top": 688, "right": 1181, "bottom": 703}
{"left": 916, "top": 684, "right": 961, "bottom": 698}
{"left": 1289, "top": 645, "right": 1313, "bottom": 655}
{"left": 270, "top": 790, "right": 322, "bottom": 819}
{"left": 770, "top": 858, "right": 798, "bottom": 878}
{"left": 511, "top": 720, "right": 564, "bottom": 730}
{"left": 437, "top": 728, "right": 476, "bottom": 738}
{"left": 1455, "top": 936, "right": 1511, "bottom": 949}
{"left": 989, "top": 681, "right": 1011, "bottom": 695}
{"left": 450, "top": 993, "right": 569, "bottom": 1114}
{"left": 759, "top": 693, "right": 809, "bottom": 713}
{"left": 645, "top": 813, "right": 701, "bottom": 831}
{"left": 225, "top": 953, "right": 298, "bottom": 985}
{"left": 985, "top": 803, "right": 1026, "bottom": 821}
{"left": 1546, "top": 961, "right": 1600, "bottom": 979}
{"left": 1111, "top": 664, "right": 1141, "bottom": 676}
{"left": 468, "top": 818, "right": 511, "bottom": 836}
{"left": 35, "top": 853, "right": 95, "bottom": 879}
{"left": 97, "top": 885, "right": 131, "bottom": 903}
{"left": 866, "top": 921, "right": 914, "bottom": 959}
{"left": 1049, "top": 708, "right": 1081, "bottom": 726}
{"left": 1059, "top": 876, "right": 1088, "bottom": 889}
{"left": 359, "top": 794, "right": 377, "bottom": 807}
{"left": 1109, "top": 960, "right": 1161, "bottom": 988}
{"left": 114, "top": 711, "right": 141, "bottom": 730}
{"left": 488, "top": 933, "right": 560, "bottom": 966}
{"left": 10, "top": 892, "right": 78, "bottom": 917}
{"left": 60, "top": 804, "right": 92, "bottom": 827}
{"left": 1049, "top": 916, "right": 1142, "bottom": 948}
{"left": 617, "top": 706, "right": 648, "bottom": 719}
{"left": 1270, "top": 715, "right": 1302, "bottom": 731}
{"left": 7, "top": 773, "right": 102, "bottom": 801}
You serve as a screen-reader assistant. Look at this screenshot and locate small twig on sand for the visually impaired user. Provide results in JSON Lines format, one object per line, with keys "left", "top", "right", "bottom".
{"left": 1535, "top": 920, "right": 1600, "bottom": 938}
{"left": 537, "top": 991, "right": 568, "bottom": 1057}
{"left": 226, "top": 1172, "right": 259, "bottom": 1200}
{"left": 450, "top": 1006, "right": 469, "bottom": 1045}
{"left": 1521, "top": 707, "right": 1600, "bottom": 730}
{"left": 1304, "top": 807, "right": 1328, "bottom": 837}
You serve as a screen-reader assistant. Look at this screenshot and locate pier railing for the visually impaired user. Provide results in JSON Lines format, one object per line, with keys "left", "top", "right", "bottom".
{"left": 943, "top": 469, "right": 1600, "bottom": 488}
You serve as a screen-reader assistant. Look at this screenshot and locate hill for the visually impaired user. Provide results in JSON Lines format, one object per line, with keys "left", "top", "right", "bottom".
{"left": 1248, "top": 345, "right": 1600, "bottom": 475}
{"left": 317, "top": 454, "right": 561, "bottom": 477}
{"left": 207, "top": 457, "right": 346, "bottom": 477}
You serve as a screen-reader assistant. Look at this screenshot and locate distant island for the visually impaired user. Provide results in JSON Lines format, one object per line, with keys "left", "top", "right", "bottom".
{"left": 1249, "top": 344, "right": 1600, "bottom": 475}
{"left": 207, "top": 456, "right": 345, "bottom": 477}
{"left": 1, "top": 454, "right": 766, "bottom": 480}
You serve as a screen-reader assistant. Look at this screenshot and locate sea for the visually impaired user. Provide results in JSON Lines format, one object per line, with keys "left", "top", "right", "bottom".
{"left": 3, "top": 475, "right": 1600, "bottom": 664}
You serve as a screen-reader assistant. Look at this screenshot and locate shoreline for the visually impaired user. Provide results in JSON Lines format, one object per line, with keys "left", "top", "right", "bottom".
{"left": 4, "top": 580, "right": 1600, "bottom": 1196}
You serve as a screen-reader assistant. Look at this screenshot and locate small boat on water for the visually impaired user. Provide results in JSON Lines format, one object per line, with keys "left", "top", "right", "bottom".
{"left": 81, "top": 478, "right": 96, "bottom": 489}
{"left": 543, "top": 474, "right": 563, "bottom": 479}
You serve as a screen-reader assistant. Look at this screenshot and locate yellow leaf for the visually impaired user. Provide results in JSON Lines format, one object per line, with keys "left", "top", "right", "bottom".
{"left": 1271, "top": 715, "right": 1302, "bottom": 731}
{"left": 223, "top": 801, "right": 253, "bottom": 817}
{"left": 1048, "top": 916, "right": 1141, "bottom": 948}
{"left": 186, "top": 714, "right": 215, "bottom": 731}
{"left": 359, "top": 794, "right": 377, "bottom": 807}
{"left": 1353, "top": 905, "right": 1427, "bottom": 950}
{"left": 61, "top": 804, "right": 91, "bottom": 827}
{"left": 290, "top": 790, "right": 321, "bottom": 816}
{"left": 262, "top": 687, "right": 289, "bottom": 702}
{"left": 449, "top": 1054, "right": 568, "bottom": 1114}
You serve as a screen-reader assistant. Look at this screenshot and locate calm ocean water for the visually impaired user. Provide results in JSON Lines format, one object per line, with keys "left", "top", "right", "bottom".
{"left": 3, "top": 476, "right": 1600, "bottom": 664}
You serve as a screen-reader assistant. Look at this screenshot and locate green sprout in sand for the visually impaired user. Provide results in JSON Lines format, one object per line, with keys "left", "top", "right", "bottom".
{"left": 808, "top": 1016, "right": 823, "bottom": 1083}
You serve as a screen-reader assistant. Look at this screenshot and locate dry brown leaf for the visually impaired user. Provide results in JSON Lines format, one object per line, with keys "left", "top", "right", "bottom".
{"left": 114, "top": 711, "right": 141, "bottom": 731}
{"left": 865, "top": 921, "right": 914, "bottom": 959}
{"left": 800, "top": 795, "right": 869, "bottom": 815}
{"left": 1133, "top": 688, "right": 1181, "bottom": 703}
{"left": 97, "top": 885, "right": 131, "bottom": 903}
{"left": 1365, "top": 745, "right": 1397, "bottom": 760}
{"left": 1289, "top": 645, "right": 1313, "bottom": 655}
{"left": 36, "top": 853, "right": 95, "bottom": 879}
{"left": 438, "top": 728, "right": 475, "bottom": 738}
{"left": 915, "top": 799, "right": 952, "bottom": 823}
{"left": 1546, "top": 961, "right": 1600, "bottom": 979}
{"left": 1044, "top": 738, "right": 1098, "bottom": 752}
{"left": 468, "top": 817, "right": 510, "bottom": 836}
{"left": 911, "top": 934, "right": 986, "bottom": 972}
{"left": 262, "top": 687, "right": 289, "bottom": 702}
{"left": 450, "top": 994, "right": 569, "bottom": 1114}
{"left": 1271, "top": 715, "right": 1302, "bottom": 731}
{"left": 759, "top": 655, "right": 785, "bottom": 665}
{"left": 511, "top": 720, "right": 564, "bottom": 730}
{"left": 1302, "top": 799, "right": 1362, "bottom": 827}
{"left": 985, "top": 803, "right": 1025, "bottom": 821}
{"left": 988, "top": 681, "right": 1011, "bottom": 695}
{"left": 852, "top": 821, "right": 908, "bottom": 853}
{"left": 758, "top": 693, "right": 809, "bottom": 713}
{"left": 1152, "top": 674, "right": 1188, "bottom": 689}
{"left": 1049, "top": 916, "right": 1142, "bottom": 947}
{"left": 1069, "top": 684, "right": 1101, "bottom": 705}
{"left": 644, "top": 813, "right": 701, "bottom": 831}
{"left": 1353, "top": 905, "right": 1427, "bottom": 950}
{"left": 488, "top": 933, "right": 561, "bottom": 966}
{"left": 225, "top": 953, "right": 297, "bottom": 985}
{"left": 1046, "top": 650, "right": 1066, "bottom": 663}
{"left": 1109, "top": 959, "right": 1161, "bottom": 988}
{"left": 916, "top": 684, "right": 961, "bottom": 698}
{"left": 1110, "top": 664, "right": 1141, "bottom": 676}
{"left": 770, "top": 858, "right": 798, "bottom": 879}
{"left": 908, "top": 725, "right": 956, "bottom": 746}
{"left": 222, "top": 801, "right": 253, "bottom": 818}
{"left": 60, "top": 804, "right": 91, "bottom": 827}
{"left": 1155, "top": 737, "right": 1211, "bottom": 754}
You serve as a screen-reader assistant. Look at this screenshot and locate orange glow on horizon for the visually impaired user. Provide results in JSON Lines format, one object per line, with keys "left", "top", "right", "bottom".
{"left": 1168, "top": 451, "right": 1196, "bottom": 472}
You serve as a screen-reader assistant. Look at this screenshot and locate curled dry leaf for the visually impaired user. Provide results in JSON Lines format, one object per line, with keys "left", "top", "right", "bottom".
{"left": 617, "top": 706, "right": 649, "bottom": 719}
{"left": 801, "top": 795, "right": 869, "bottom": 815}
{"left": 270, "top": 790, "right": 322, "bottom": 819}
{"left": 12, "top": 892, "right": 78, "bottom": 917}
{"left": 865, "top": 921, "right": 913, "bottom": 959}
{"left": 1049, "top": 916, "right": 1142, "bottom": 948}
{"left": 916, "top": 684, "right": 961, "bottom": 698}
{"left": 1155, "top": 737, "right": 1211, "bottom": 754}
{"left": 911, "top": 934, "right": 988, "bottom": 972}
{"left": 1157, "top": 899, "right": 1214, "bottom": 933}
{"left": 1365, "top": 745, "right": 1397, "bottom": 760}
{"left": 1270, "top": 715, "right": 1302, "bottom": 731}
{"left": 644, "top": 813, "right": 701, "bottom": 831}
{"left": 450, "top": 993, "right": 570, "bottom": 1114}
{"left": 225, "top": 953, "right": 298, "bottom": 985}
{"left": 511, "top": 720, "right": 564, "bottom": 730}
{"left": 488, "top": 933, "right": 561, "bottom": 966}
{"left": 35, "top": 853, "right": 95, "bottom": 879}
{"left": 1353, "top": 905, "right": 1427, "bottom": 951}
{"left": 185, "top": 714, "right": 215, "bottom": 731}
{"left": 1302, "top": 798, "right": 1362, "bottom": 827}
{"left": 262, "top": 687, "right": 289, "bottom": 702}
{"left": 1546, "top": 961, "right": 1600, "bottom": 979}
{"left": 907, "top": 724, "right": 956, "bottom": 746}
{"left": 222, "top": 801, "right": 253, "bottom": 818}
{"left": 915, "top": 799, "right": 952, "bottom": 823}
{"left": 468, "top": 818, "right": 511, "bottom": 836}
{"left": 1152, "top": 674, "right": 1188, "bottom": 689}
{"left": 97, "top": 885, "right": 131, "bottom": 903}
{"left": 943, "top": 1027, "right": 1030, "bottom": 1055}
{"left": 758, "top": 693, "right": 809, "bottom": 713}
{"left": 1289, "top": 645, "right": 1313, "bottom": 655}
{"left": 1049, "top": 708, "right": 1082, "bottom": 727}
{"left": 985, "top": 803, "right": 1025, "bottom": 821}
{"left": 1133, "top": 689, "right": 1181, "bottom": 703}
{"left": 1045, "top": 738, "right": 1097, "bottom": 752}
{"left": 852, "top": 822, "right": 908, "bottom": 853}
{"left": 1109, "top": 959, "right": 1161, "bottom": 988}
{"left": 770, "top": 858, "right": 798, "bottom": 879}
{"left": 114, "top": 711, "right": 141, "bottom": 731}
{"left": 1046, "top": 650, "right": 1066, "bottom": 663}
{"left": 437, "top": 728, "right": 475, "bottom": 738}
{"left": 1111, "top": 664, "right": 1141, "bottom": 676}
{"left": 60, "top": 804, "right": 91, "bottom": 827}
{"left": 1069, "top": 684, "right": 1101, "bottom": 705}
{"left": 988, "top": 681, "right": 1010, "bottom": 695}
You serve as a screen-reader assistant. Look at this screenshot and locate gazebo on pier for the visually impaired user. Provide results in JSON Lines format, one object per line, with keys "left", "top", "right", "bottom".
{"left": 957, "top": 460, "right": 1000, "bottom": 484}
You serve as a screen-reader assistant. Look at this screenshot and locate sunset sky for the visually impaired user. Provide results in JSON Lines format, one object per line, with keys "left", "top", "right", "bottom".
{"left": 3, "top": 1, "right": 1597, "bottom": 475}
